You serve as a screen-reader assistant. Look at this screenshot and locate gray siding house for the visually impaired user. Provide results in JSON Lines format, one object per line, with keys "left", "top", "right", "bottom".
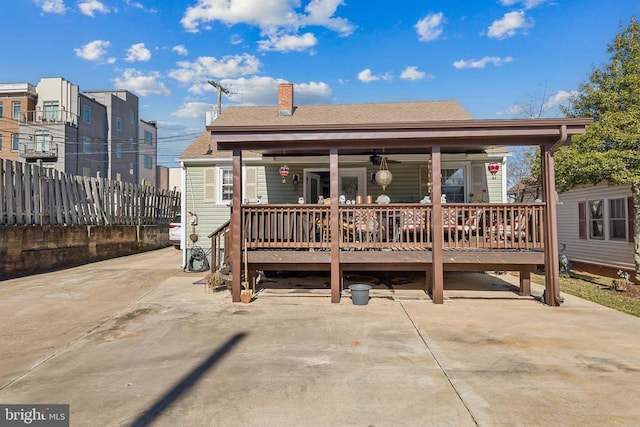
{"left": 557, "top": 183, "right": 634, "bottom": 275}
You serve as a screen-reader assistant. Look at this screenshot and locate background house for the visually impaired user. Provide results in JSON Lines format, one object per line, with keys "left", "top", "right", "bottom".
{"left": 557, "top": 183, "right": 634, "bottom": 276}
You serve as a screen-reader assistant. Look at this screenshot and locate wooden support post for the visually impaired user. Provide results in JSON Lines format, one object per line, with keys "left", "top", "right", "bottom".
{"left": 519, "top": 270, "right": 531, "bottom": 296}
{"left": 231, "top": 150, "right": 243, "bottom": 303}
{"left": 330, "top": 148, "right": 341, "bottom": 303}
{"left": 542, "top": 143, "right": 561, "bottom": 306}
{"left": 431, "top": 147, "right": 444, "bottom": 304}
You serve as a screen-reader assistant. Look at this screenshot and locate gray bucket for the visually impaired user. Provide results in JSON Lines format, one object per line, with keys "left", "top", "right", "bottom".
{"left": 349, "top": 284, "right": 372, "bottom": 305}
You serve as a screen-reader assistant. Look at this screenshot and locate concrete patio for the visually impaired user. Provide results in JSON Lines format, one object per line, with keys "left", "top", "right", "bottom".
{"left": 1, "top": 248, "right": 639, "bottom": 426}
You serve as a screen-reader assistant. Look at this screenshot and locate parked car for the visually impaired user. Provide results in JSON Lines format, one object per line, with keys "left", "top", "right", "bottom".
{"left": 169, "top": 214, "right": 181, "bottom": 249}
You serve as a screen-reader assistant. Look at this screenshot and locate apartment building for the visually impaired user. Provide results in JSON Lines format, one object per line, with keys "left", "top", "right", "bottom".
{"left": 0, "top": 83, "right": 38, "bottom": 163}
{"left": 0, "top": 77, "right": 157, "bottom": 185}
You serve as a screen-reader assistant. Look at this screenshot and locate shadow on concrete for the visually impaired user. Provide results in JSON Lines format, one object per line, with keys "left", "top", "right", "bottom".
{"left": 129, "top": 332, "right": 246, "bottom": 427}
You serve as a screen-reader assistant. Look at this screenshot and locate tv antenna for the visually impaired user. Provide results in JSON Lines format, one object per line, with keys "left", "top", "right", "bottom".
{"left": 207, "top": 80, "right": 232, "bottom": 114}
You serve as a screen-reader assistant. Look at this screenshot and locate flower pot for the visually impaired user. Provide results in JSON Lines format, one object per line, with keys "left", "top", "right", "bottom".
{"left": 240, "top": 289, "right": 253, "bottom": 303}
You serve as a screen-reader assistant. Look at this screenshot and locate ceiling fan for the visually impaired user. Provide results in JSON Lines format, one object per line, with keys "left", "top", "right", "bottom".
{"left": 369, "top": 150, "right": 401, "bottom": 165}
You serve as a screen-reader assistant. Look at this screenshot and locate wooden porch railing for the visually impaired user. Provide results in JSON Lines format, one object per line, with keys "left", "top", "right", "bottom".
{"left": 241, "top": 203, "right": 546, "bottom": 251}
{"left": 208, "top": 219, "right": 231, "bottom": 271}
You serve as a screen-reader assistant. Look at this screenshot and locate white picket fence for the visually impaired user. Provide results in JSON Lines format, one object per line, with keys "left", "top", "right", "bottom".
{"left": 0, "top": 159, "right": 180, "bottom": 226}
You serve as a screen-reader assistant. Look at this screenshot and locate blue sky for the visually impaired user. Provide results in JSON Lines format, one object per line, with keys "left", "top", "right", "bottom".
{"left": 2, "top": 1, "right": 638, "bottom": 166}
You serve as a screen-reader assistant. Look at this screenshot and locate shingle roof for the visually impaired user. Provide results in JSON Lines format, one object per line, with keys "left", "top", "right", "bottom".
{"left": 178, "top": 130, "right": 260, "bottom": 160}
{"left": 211, "top": 100, "right": 473, "bottom": 127}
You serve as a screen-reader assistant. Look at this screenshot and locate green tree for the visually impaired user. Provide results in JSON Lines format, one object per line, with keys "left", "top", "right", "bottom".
{"left": 557, "top": 17, "right": 640, "bottom": 282}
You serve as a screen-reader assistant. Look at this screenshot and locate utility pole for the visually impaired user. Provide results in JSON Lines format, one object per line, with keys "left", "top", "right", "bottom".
{"left": 207, "top": 80, "right": 231, "bottom": 115}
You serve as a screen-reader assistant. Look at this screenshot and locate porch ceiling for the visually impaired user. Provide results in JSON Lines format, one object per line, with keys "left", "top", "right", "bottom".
{"left": 210, "top": 118, "right": 592, "bottom": 156}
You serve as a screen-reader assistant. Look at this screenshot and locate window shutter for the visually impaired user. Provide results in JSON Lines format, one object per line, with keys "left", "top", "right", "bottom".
{"left": 628, "top": 196, "right": 634, "bottom": 243}
{"left": 204, "top": 168, "right": 216, "bottom": 202}
{"left": 245, "top": 167, "right": 258, "bottom": 202}
{"left": 578, "top": 202, "right": 586, "bottom": 240}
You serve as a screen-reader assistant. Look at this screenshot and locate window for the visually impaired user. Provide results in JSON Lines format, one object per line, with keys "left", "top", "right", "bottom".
{"left": 143, "top": 155, "right": 153, "bottom": 169}
{"left": 129, "top": 137, "right": 135, "bottom": 150}
{"left": 82, "top": 167, "right": 91, "bottom": 177}
{"left": 116, "top": 117, "right": 122, "bottom": 131}
{"left": 12, "top": 101, "right": 21, "bottom": 120}
{"left": 0, "top": 103, "right": 4, "bottom": 118}
{"left": 129, "top": 162, "right": 134, "bottom": 175}
{"left": 0, "top": 134, "right": 3, "bottom": 150}
{"left": 588, "top": 199, "right": 604, "bottom": 239}
{"left": 441, "top": 167, "right": 466, "bottom": 203}
{"left": 34, "top": 131, "right": 50, "bottom": 152}
{"left": 129, "top": 111, "right": 135, "bottom": 124}
{"left": 144, "top": 130, "right": 153, "bottom": 145}
{"left": 43, "top": 101, "right": 59, "bottom": 121}
{"left": 116, "top": 143, "right": 122, "bottom": 158}
{"left": 218, "top": 167, "right": 233, "bottom": 203}
{"left": 83, "top": 106, "right": 91, "bottom": 123}
{"left": 12, "top": 134, "right": 19, "bottom": 151}
{"left": 609, "top": 198, "right": 627, "bottom": 240}
{"left": 82, "top": 136, "right": 91, "bottom": 153}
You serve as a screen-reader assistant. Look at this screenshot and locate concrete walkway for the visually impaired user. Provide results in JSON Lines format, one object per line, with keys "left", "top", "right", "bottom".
{"left": 1, "top": 248, "right": 639, "bottom": 426}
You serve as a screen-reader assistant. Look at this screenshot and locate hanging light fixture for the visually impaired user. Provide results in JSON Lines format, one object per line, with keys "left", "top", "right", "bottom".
{"left": 279, "top": 165, "right": 290, "bottom": 183}
{"left": 488, "top": 161, "right": 500, "bottom": 179}
{"left": 375, "top": 156, "right": 393, "bottom": 190}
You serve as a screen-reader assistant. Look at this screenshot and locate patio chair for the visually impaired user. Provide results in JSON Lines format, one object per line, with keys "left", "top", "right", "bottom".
{"left": 487, "top": 212, "right": 527, "bottom": 242}
{"left": 401, "top": 208, "right": 426, "bottom": 242}
{"left": 457, "top": 209, "right": 483, "bottom": 242}
{"left": 347, "top": 209, "right": 381, "bottom": 243}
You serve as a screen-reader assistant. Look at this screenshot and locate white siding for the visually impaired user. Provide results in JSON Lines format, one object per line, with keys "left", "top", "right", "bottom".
{"left": 557, "top": 184, "right": 633, "bottom": 270}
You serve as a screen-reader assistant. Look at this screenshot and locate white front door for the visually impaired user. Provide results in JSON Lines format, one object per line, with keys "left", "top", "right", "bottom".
{"left": 304, "top": 168, "right": 366, "bottom": 203}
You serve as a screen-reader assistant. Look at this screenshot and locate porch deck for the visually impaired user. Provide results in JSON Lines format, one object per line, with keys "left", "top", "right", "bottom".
{"left": 212, "top": 203, "right": 546, "bottom": 279}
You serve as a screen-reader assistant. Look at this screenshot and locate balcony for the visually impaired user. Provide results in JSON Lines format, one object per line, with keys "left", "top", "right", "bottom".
{"left": 19, "top": 142, "right": 58, "bottom": 162}
{"left": 21, "top": 109, "right": 78, "bottom": 127}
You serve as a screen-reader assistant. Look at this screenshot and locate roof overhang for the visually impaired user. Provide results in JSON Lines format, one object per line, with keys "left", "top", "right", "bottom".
{"left": 210, "top": 118, "right": 592, "bottom": 156}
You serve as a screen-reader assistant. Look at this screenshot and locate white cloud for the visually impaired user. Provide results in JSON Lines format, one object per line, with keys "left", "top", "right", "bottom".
{"left": 230, "top": 34, "right": 243, "bottom": 45}
{"left": 172, "top": 102, "right": 212, "bottom": 118}
{"left": 292, "top": 81, "right": 332, "bottom": 104}
{"left": 542, "top": 90, "right": 578, "bottom": 111}
{"left": 414, "top": 12, "right": 445, "bottom": 42}
{"left": 171, "top": 76, "right": 332, "bottom": 118}
{"left": 357, "top": 69, "right": 392, "bottom": 83}
{"left": 400, "top": 66, "right": 431, "bottom": 81}
{"left": 498, "top": 0, "right": 550, "bottom": 9}
{"left": 180, "top": 0, "right": 354, "bottom": 52}
{"left": 112, "top": 69, "right": 170, "bottom": 96}
{"left": 487, "top": 11, "right": 533, "bottom": 39}
{"left": 357, "top": 69, "right": 378, "bottom": 83}
{"left": 216, "top": 76, "right": 332, "bottom": 106}
{"left": 124, "top": 0, "right": 157, "bottom": 13}
{"left": 501, "top": 90, "right": 578, "bottom": 117}
{"left": 74, "top": 40, "right": 114, "bottom": 62}
{"left": 34, "top": 0, "right": 66, "bottom": 14}
{"left": 125, "top": 43, "right": 152, "bottom": 62}
{"left": 453, "top": 56, "right": 513, "bottom": 69}
{"left": 258, "top": 32, "right": 318, "bottom": 52}
{"left": 78, "top": 0, "right": 110, "bottom": 17}
{"left": 172, "top": 45, "right": 189, "bottom": 56}
{"left": 301, "top": 0, "right": 355, "bottom": 35}
{"left": 168, "top": 54, "right": 262, "bottom": 94}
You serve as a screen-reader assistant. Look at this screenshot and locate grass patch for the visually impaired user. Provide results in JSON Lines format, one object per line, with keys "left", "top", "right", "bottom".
{"left": 531, "top": 273, "right": 640, "bottom": 318}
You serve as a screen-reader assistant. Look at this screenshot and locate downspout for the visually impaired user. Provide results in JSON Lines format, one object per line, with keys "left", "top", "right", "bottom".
{"left": 549, "top": 124, "right": 568, "bottom": 153}
{"left": 543, "top": 124, "right": 567, "bottom": 306}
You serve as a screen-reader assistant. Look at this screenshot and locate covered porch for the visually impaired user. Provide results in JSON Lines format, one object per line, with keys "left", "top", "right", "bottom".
{"left": 208, "top": 88, "right": 590, "bottom": 305}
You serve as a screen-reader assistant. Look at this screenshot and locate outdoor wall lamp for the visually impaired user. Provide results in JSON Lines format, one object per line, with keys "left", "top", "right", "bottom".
{"left": 292, "top": 174, "right": 299, "bottom": 187}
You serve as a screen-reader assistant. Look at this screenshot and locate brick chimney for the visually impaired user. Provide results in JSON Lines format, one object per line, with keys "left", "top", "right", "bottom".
{"left": 278, "top": 82, "right": 294, "bottom": 116}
